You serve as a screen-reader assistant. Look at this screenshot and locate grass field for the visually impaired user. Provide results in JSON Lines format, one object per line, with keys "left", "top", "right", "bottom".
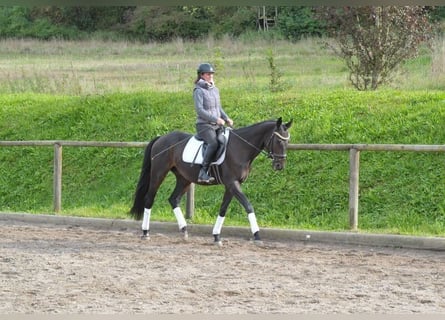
{"left": 1, "top": 35, "right": 443, "bottom": 94}
{"left": 1, "top": 36, "right": 444, "bottom": 237}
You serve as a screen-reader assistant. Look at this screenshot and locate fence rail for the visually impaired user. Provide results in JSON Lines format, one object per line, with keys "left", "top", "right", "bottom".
{"left": 2, "top": 140, "right": 445, "bottom": 230}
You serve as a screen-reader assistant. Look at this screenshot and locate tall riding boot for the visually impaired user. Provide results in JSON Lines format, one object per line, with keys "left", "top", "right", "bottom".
{"left": 198, "top": 162, "right": 214, "bottom": 183}
{"left": 198, "top": 148, "right": 216, "bottom": 183}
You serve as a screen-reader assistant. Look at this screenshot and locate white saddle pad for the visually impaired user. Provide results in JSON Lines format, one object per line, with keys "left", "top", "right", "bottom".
{"left": 182, "top": 129, "right": 230, "bottom": 165}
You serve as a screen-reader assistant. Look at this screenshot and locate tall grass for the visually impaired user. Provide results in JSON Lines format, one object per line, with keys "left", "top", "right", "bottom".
{"left": 432, "top": 35, "right": 445, "bottom": 75}
{"left": 1, "top": 35, "right": 443, "bottom": 95}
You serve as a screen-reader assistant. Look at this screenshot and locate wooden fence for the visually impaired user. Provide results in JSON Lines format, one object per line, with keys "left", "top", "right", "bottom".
{"left": 1, "top": 140, "right": 445, "bottom": 230}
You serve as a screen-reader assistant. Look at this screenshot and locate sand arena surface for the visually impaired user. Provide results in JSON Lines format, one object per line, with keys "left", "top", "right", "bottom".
{"left": 0, "top": 223, "right": 444, "bottom": 314}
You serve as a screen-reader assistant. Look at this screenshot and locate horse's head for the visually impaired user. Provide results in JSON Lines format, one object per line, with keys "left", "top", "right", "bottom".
{"left": 266, "top": 117, "right": 292, "bottom": 170}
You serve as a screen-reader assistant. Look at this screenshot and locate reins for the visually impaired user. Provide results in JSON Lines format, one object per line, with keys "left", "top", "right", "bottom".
{"left": 229, "top": 129, "right": 267, "bottom": 156}
{"left": 150, "top": 124, "right": 290, "bottom": 162}
{"left": 230, "top": 126, "right": 290, "bottom": 160}
{"left": 151, "top": 137, "right": 190, "bottom": 160}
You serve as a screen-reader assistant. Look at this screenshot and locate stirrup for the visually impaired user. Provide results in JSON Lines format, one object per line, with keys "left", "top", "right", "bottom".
{"left": 198, "top": 175, "right": 215, "bottom": 183}
{"left": 198, "top": 170, "right": 215, "bottom": 183}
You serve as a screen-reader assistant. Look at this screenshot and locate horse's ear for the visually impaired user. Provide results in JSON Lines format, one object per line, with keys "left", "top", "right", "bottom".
{"left": 285, "top": 119, "right": 293, "bottom": 129}
{"left": 276, "top": 117, "right": 282, "bottom": 128}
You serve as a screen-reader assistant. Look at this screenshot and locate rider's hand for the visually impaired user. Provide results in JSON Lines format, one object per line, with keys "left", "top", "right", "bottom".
{"left": 226, "top": 118, "right": 234, "bottom": 128}
{"left": 216, "top": 118, "right": 225, "bottom": 126}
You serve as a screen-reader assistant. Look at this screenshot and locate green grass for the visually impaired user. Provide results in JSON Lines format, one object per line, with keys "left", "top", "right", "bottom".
{"left": 2, "top": 36, "right": 442, "bottom": 95}
{"left": 1, "top": 90, "right": 445, "bottom": 237}
{"left": 1, "top": 37, "right": 445, "bottom": 237}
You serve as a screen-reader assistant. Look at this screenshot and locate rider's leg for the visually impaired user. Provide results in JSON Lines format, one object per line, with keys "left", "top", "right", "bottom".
{"left": 196, "top": 125, "right": 218, "bottom": 183}
{"left": 199, "top": 143, "right": 218, "bottom": 182}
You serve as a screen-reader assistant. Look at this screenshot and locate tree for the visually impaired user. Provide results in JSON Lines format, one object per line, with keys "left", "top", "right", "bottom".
{"left": 316, "top": 6, "right": 432, "bottom": 90}
{"left": 277, "top": 7, "right": 324, "bottom": 41}
{"left": 125, "top": 6, "right": 213, "bottom": 41}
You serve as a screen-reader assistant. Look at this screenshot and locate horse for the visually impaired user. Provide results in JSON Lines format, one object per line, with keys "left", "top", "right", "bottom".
{"left": 129, "top": 117, "right": 292, "bottom": 245}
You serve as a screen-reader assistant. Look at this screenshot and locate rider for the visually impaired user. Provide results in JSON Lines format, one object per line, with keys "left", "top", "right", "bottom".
{"left": 193, "top": 62, "right": 233, "bottom": 183}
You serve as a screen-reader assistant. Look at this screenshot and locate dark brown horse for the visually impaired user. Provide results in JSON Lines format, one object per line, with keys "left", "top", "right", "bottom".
{"left": 130, "top": 118, "right": 292, "bottom": 244}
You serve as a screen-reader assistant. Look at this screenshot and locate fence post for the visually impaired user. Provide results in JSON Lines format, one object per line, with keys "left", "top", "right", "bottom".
{"left": 186, "top": 183, "right": 195, "bottom": 219}
{"left": 348, "top": 148, "right": 360, "bottom": 230}
{"left": 53, "top": 143, "right": 62, "bottom": 213}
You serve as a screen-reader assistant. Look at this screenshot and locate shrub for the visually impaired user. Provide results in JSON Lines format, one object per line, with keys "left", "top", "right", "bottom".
{"left": 316, "top": 6, "right": 433, "bottom": 90}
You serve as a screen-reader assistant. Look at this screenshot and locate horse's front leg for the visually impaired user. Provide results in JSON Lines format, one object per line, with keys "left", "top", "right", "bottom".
{"left": 213, "top": 188, "right": 233, "bottom": 246}
{"left": 228, "top": 181, "right": 261, "bottom": 242}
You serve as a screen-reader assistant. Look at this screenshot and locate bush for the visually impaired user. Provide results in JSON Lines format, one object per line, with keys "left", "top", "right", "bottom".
{"left": 316, "top": 6, "right": 433, "bottom": 90}
{"left": 0, "top": 7, "right": 31, "bottom": 37}
{"left": 125, "top": 7, "right": 212, "bottom": 42}
{"left": 277, "top": 7, "right": 324, "bottom": 40}
{"left": 0, "top": 7, "right": 83, "bottom": 40}
{"left": 211, "top": 7, "right": 257, "bottom": 37}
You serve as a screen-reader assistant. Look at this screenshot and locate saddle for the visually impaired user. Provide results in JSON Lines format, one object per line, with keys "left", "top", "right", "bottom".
{"left": 182, "top": 128, "right": 231, "bottom": 165}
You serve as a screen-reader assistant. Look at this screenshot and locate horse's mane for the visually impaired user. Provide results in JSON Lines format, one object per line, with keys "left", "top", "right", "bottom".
{"left": 233, "top": 120, "right": 276, "bottom": 135}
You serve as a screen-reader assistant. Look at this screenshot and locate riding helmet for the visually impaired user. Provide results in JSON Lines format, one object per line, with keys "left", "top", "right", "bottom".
{"left": 197, "top": 63, "right": 215, "bottom": 74}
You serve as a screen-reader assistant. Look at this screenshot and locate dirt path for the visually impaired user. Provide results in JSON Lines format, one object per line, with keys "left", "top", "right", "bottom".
{"left": 1, "top": 223, "right": 444, "bottom": 314}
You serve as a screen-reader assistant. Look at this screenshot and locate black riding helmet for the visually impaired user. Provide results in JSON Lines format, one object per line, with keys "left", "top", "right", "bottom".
{"left": 197, "top": 63, "right": 215, "bottom": 75}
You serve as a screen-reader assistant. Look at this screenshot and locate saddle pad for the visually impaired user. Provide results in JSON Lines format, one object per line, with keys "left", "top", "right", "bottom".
{"left": 182, "top": 130, "right": 230, "bottom": 165}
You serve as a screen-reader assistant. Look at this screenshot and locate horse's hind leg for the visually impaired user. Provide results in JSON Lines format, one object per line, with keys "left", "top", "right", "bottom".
{"left": 169, "top": 171, "right": 191, "bottom": 239}
{"left": 141, "top": 170, "right": 169, "bottom": 239}
{"left": 141, "top": 208, "right": 151, "bottom": 239}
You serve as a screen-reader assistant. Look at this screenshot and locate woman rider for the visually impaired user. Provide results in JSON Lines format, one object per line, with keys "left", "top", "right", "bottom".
{"left": 193, "top": 63, "right": 233, "bottom": 183}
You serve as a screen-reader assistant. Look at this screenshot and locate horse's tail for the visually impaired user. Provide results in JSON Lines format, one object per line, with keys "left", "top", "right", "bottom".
{"left": 129, "top": 136, "right": 160, "bottom": 220}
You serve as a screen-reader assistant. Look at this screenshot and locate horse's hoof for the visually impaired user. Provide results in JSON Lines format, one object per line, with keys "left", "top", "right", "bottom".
{"left": 214, "top": 240, "right": 223, "bottom": 247}
{"left": 181, "top": 227, "right": 189, "bottom": 241}
{"left": 253, "top": 239, "right": 264, "bottom": 246}
{"left": 250, "top": 232, "right": 263, "bottom": 246}
{"left": 141, "top": 230, "right": 150, "bottom": 240}
{"left": 213, "top": 234, "right": 222, "bottom": 247}
{"left": 141, "top": 234, "right": 150, "bottom": 240}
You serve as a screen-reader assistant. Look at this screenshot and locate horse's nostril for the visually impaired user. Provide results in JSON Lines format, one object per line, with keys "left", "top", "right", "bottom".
{"left": 273, "top": 163, "right": 283, "bottom": 170}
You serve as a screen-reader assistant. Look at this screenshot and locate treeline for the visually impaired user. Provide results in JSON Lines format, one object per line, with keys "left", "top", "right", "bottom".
{"left": 1, "top": 6, "right": 444, "bottom": 42}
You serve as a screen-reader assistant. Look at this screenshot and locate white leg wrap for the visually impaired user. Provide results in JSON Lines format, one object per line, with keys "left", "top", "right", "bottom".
{"left": 248, "top": 212, "right": 260, "bottom": 234}
{"left": 142, "top": 208, "right": 151, "bottom": 231}
{"left": 173, "top": 207, "right": 187, "bottom": 230}
{"left": 212, "top": 215, "right": 225, "bottom": 235}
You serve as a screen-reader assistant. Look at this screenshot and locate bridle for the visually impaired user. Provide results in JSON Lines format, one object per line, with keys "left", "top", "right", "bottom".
{"left": 230, "top": 127, "right": 290, "bottom": 162}
{"left": 264, "top": 130, "right": 290, "bottom": 161}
